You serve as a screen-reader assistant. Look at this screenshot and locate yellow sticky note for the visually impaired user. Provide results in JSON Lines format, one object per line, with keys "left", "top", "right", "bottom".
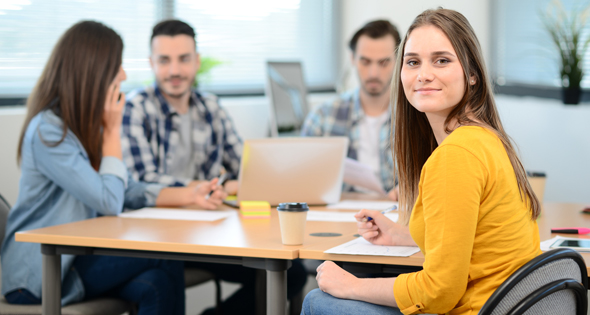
{"left": 240, "top": 201, "right": 271, "bottom": 210}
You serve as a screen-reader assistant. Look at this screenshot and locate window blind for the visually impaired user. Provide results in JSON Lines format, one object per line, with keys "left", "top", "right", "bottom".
{"left": 493, "top": 0, "right": 590, "bottom": 88}
{"left": 0, "top": 0, "right": 338, "bottom": 97}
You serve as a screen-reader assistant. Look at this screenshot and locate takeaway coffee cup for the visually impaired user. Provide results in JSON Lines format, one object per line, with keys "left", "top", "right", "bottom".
{"left": 277, "top": 202, "right": 309, "bottom": 245}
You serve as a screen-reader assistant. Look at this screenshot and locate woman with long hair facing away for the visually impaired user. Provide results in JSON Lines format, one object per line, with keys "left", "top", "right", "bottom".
{"left": 302, "top": 8, "right": 541, "bottom": 315}
{"left": 1, "top": 21, "right": 226, "bottom": 314}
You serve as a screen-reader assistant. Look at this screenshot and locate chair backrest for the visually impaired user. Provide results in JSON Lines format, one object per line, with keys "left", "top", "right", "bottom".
{"left": 0, "top": 193, "right": 10, "bottom": 247}
{"left": 479, "top": 248, "right": 588, "bottom": 315}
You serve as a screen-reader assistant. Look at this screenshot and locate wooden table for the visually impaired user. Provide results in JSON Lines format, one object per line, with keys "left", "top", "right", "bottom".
{"left": 300, "top": 202, "right": 590, "bottom": 275}
{"left": 14, "top": 202, "right": 362, "bottom": 315}
{"left": 15, "top": 198, "right": 590, "bottom": 315}
{"left": 538, "top": 202, "right": 590, "bottom": 272}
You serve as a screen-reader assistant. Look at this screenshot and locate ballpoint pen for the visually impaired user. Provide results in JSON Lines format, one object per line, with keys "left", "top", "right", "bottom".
{"left": 362, "top": 205, "right": 398, "bottom": 222}
{"left": 206, "top": 173, "right": 228, "bottom": 199}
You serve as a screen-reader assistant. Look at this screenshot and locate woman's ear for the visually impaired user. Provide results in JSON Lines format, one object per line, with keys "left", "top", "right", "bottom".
{"left": 469, "top": 74, "right": 477, "bottom": 85}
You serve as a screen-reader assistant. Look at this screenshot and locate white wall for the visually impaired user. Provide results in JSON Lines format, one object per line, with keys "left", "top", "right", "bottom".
{"left": 340, "top": 0, "right": 491, "bottom": 79}
{"left": 0, "top": 107, "right": 26, "bottom": 206}
{"left": 495, "top": 95, "right": 590, "bottom": 204}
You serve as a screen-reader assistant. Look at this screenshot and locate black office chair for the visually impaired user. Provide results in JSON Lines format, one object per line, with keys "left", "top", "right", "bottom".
{"left": 479, "top": 248, "right": 588, "bottom": 315}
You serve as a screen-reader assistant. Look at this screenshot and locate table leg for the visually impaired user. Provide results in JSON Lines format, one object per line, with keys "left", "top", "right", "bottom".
{"left": 41, "top": 244, "right": 61, "bottom": 315}
{"left": 266, "top": 269, "right": 287, "bottom": 315}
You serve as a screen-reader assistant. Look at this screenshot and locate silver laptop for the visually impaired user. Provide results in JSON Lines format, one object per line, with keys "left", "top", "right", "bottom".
{"left": 236, "top": 137, "right": 348, "bottom": 206}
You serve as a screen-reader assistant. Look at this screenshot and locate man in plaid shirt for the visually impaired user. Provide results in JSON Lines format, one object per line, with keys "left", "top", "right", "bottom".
{"left": 301, "top": 20, "right": 401, "bottom": 200}
{"left": 121, "top": 20, "right": 307, "bottom": 314}
{"left": 122, "top": 22, "right": 242, "bottom": 192}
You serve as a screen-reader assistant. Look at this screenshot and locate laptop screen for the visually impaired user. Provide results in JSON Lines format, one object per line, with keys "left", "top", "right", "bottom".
{"left": 237, "top": 137, "right": 348, "bottom": 206}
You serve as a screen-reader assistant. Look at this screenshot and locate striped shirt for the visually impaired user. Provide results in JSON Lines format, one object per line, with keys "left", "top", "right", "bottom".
{"left": 300, "top": 88, "right": 395, "bottom": 192}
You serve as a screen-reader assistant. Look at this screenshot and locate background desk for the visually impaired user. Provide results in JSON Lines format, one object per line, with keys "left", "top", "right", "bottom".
{"left": 539, "top": 202, "right": 590, "bottom": 273}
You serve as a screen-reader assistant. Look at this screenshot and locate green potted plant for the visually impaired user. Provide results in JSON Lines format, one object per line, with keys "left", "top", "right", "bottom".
{"left": 540, "top": 0, "right": 590, "bottom": 104}
{"left": 193, "top": 56, "right": 224, "bottom": 88}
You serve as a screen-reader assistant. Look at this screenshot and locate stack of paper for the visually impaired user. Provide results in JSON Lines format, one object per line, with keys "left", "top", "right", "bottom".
{"left": 343, "top": 158, "right": 386, "bottom": 194}
{"left": 239, "top": 201, "right": 271, "bottom": 219}
{"left": 119, "top": 208, "right": 234, "bottom": 221}
{"left": 325, "top": 237, "right": 420, "bottom": 257}
{"left": 307, "top": 210, "right": 399, "bottom": 223}
{"left": 327, "top": 200, "right": 398, "bottom": 211}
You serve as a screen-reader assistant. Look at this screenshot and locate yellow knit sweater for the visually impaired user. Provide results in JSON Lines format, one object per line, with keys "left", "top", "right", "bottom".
{"left": 393, "top": 126, "right": 541, "bottom": 315}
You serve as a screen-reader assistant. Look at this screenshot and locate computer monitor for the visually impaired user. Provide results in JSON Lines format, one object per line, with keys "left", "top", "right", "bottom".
{"left": 265, "top": 61, "right": 309, "bottom": 137}
{"left": 237, "top": 137, "right": 348, "bottom": 206}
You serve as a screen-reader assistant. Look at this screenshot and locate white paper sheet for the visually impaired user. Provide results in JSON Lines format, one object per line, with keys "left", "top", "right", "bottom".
{"left": 307, "top": 210, "right": 398, "bottom": 223}
{"left": 327, "top": 200, "right": 398, "bottom": 211}
{"left": 325, "top": 237, "right": 420, "bottom": 257}
{"left": 343, "top": 158, "right": 386, "bottom": 194}
{"left": 540, "top": 236, "right": 561, "bottom": 252}
{"left": 119, "top": 208, "right": 234, "bottom": 222}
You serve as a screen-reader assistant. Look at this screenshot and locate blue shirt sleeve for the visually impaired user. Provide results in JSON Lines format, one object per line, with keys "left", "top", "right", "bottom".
{"left": 32, "top": 120, "right": 127, "bottom": 216}
{"left": 124, "top": 176, "right": 164, "bottom": 209}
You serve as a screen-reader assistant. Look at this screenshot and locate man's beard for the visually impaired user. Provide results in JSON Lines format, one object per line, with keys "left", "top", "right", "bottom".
{"left": 159, "top": 75, "right": 195, "bottom": 99}
{"left": 362, "top": 78, "right": 392, "bottom": 97}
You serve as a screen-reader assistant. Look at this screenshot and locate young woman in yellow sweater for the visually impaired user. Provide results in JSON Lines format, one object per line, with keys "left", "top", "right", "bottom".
{"left": 301, "top": 8, "right": 542, "bottom": 315}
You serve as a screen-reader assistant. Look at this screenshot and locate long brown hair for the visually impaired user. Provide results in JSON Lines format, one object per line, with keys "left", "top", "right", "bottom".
{"left": 17, "top": 21, "right": 123, "bottom": 170}
{"left": 392, "top": 8, "right": 540, "bottom": 224}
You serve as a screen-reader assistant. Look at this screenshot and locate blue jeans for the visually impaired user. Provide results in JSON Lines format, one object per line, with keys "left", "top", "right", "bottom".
{"left": 301, "top": 288, "right": 403, "bottom": 315}
{"left": 6, "top": 255, "right": 185, "bottom": 315}
{"left": 5, "top": 288, "right": 41, "bottom": 304}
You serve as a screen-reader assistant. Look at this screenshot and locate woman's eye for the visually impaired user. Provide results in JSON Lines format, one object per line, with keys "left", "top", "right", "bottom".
{"left": 407, "top": 60, "right": 418, "bottom": 66}
{"left": 436, "top": 59, "right": 449, "bottom": 64}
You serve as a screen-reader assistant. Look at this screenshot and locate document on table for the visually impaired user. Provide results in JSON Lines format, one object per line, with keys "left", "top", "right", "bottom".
{"left": 307, "top": 210, "right": 398, "bottom": 222}
{"left": 541, "top": 236, "right": 561, "bottom": 252}
{"left": 343, "top": 158, "right": 386, "bottom": 194}
{"left": 325, "top": 237, "right": 420, "bottom": 257}
{"left": 119, "top": 208, "right": 234, "bottom": 222}
{"left": 327, "top": 200, "right": 398, "bottom": 211}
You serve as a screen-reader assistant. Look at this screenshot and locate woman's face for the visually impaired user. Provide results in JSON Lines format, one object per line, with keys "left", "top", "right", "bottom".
{"left": 400, "top": 25, "right": 471, "bottom": 118}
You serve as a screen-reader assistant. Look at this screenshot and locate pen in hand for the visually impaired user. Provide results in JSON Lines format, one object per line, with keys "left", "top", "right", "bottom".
{"left": 362, "top": 205, "right": 398, "bottom": 222}
{"left": 206, "top": 173, "right": 228, "bottom": 199}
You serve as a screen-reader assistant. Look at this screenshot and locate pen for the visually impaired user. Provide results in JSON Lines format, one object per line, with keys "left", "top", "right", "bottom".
{"left": 551, "top": 227, "right": 590, "bottom": 234}
{"left": 207, "top": 173, "right": 228, "bottom": 199}
{"left": 362, "top": 205, "right": 398, "bottom": 222}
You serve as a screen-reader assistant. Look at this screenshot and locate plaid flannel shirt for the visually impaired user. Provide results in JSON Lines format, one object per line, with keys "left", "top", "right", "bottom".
{"left": 121, "top": 85, "right": 243, "bottom": 187}
{"left": 300, "top": 88, "right": 395, "bottom": 192}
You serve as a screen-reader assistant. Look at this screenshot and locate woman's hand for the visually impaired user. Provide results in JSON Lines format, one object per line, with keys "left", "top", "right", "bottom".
{"left": 102, "top": 82, "right": 125, "bottom": 136}
{"left": 317, "top": 261, "right": 399, "bottom": 307}
{"left": 316, "top": 261, "right": 359, "bottom": 299}
{"left": 102, "top": 82, "right": 125, "bottom": 159}
{"left": 354, "top": 209, "right": 416, "bottom": 246}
